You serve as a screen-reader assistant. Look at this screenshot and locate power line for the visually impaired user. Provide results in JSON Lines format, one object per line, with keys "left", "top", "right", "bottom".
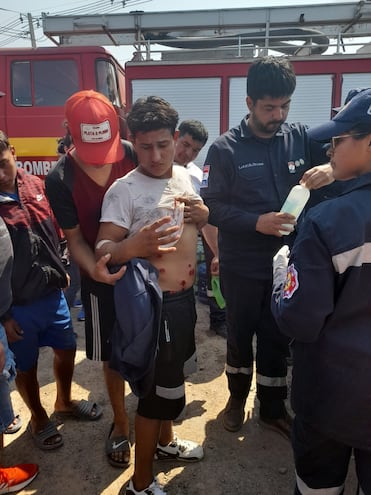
{"left": 0, "top": 0, "right": 149, "bottom": 47}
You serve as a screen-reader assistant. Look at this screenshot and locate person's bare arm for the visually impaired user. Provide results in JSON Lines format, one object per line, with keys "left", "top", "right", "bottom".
{"left": 257, "top": 164, "right": 334, "bottom": 237}
{"left": 63, "top": 226, "right": 126, "bottom": 285}
{"left": 95, "top": 217, "right": 180, "bottom": 265}
{"left": 202, "top": 223, "right": 221, "bottom": 275}
{"left": 202, "top": 224, "right": 218, "bottom": 257}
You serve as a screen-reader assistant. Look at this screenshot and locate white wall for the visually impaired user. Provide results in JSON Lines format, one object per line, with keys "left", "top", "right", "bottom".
{"left": 132, "top": 77, "right": 221, "bottom": 168}
{"left": 229, "top": 74, "right": 334, "bottom": 129}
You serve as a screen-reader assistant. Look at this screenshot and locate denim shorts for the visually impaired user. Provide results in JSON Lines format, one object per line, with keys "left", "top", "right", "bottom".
{"left": 9, "top": 290, "right": 76, "bottom": 372}
{"left": 0, "top": 323, "right": 15, "bottom": 433}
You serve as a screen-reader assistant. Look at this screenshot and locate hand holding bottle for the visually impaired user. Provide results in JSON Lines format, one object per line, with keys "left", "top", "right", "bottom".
{"left": 256, "top": 211, "right": 296, "bottom": 237}
{"left": 279, "top": 184, "right": 310, "bottom": 235}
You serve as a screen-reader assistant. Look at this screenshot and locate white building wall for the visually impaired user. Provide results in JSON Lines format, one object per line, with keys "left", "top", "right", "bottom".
{"left": 341, "top": 74, "right": 371, "bottom": 104}
{"left": 131, "top": 77, "right": 221, "bottom": 167}
{"left": 229, "top": 74, "right": 333, "bottom": 129}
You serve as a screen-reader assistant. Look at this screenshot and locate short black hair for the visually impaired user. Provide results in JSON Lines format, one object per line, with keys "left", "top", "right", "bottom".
{"left": 178, "top": 120, "right": 208, "bottom": 146}
{"left": 57, "top": 133, "right": 73, "bottom": 154}
{"left": 126, "top": 96, "right": 179, "bottom": 137}
{"left": 57, "top": 137, "right": 65, "bottom": 154}
{"left": 246, "top": 56, "right": 296, "bottom": 102}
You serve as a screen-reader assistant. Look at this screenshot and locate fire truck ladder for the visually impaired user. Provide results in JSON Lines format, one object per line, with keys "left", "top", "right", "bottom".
{"left": 42, "top": 1, "right": 371, "bottom": 57}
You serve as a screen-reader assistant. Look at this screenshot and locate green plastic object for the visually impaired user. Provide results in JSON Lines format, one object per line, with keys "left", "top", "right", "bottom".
{"left": 211, "top": 275, "right": 226, "bottom": 309}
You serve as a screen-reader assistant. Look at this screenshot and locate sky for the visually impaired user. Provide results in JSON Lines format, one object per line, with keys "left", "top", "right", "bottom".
{"left": 0, "top": 0, "right": 364, "bottom": 65}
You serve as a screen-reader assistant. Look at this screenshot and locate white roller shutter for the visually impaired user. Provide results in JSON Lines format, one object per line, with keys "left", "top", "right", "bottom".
{"left": 229, "top": 74, "right": 333, "bottom": 128}
{"left": 229, "top": 77, "right": 247, "bottom": 128}
{"left": 341, "top": 74, "right": 371, "bottom": 104}
{"left": 290, "top": 75, "right": 333, "bottom": 127}
{"left": 132, "top": 77, "right": 221, "bottom": 167}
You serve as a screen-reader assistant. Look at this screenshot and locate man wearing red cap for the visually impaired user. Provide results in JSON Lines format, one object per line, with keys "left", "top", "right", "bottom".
{"left": 45, "top": 90, "right": 135, "bottom": 468}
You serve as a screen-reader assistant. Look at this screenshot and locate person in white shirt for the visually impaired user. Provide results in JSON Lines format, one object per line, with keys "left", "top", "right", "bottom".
{"left": 173, "top": 120, "right": 205, "bottom": 193}
{"left": 175, "top": 120, "right": 227, "bottom": 338}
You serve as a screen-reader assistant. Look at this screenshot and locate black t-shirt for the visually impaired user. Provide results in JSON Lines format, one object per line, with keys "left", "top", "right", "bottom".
{"left": 45, "top": 142, "right": 136, "bottom": 251}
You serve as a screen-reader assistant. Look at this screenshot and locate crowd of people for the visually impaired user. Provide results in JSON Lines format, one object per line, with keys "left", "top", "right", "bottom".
{"left": 0, "top": 54, "right": 370, "bottom": 495}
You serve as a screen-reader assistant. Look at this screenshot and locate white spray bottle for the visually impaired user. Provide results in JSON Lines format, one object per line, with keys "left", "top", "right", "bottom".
{"left": 279, "top": 184, "right": 310, "bottom": 235}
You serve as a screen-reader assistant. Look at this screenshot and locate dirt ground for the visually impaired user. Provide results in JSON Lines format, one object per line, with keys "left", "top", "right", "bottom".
{"left": 4, "top": 301, "right": 357, "bottom": 495}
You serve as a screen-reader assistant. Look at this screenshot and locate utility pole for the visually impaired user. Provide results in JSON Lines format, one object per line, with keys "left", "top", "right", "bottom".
{"left": 27, "top": 13, "right": 36, "bottom": 48}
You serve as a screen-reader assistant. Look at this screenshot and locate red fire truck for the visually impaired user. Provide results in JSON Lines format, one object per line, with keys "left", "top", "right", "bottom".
{"left": 125, "top": 54, "right": 371, "bottom": 166}
{"left": 1, "top": 44, "right": 370, "bottom": 175}
{"left": 0, "top": 45, "right": 127, "bottom": 177}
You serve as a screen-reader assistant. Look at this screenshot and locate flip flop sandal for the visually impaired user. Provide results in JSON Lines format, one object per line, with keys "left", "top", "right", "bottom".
{"left": 4, "top": 414, "right": 22, "bottom": 434}
{"left": 105, "top": 423, "right": 131, "bottom": 469}
{"left": 51, "top": 399, "right": 103, "bottom": 422}
{"left": 27, "top": 420, "right": 64, "bottom": 451}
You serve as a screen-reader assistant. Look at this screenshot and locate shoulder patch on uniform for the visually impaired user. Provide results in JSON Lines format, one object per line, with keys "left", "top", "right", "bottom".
{"left": 201, "top": 164, "right": 210, "bottom": 188}
{"left": 282, "top": 263, "right": 299, "bottom": 299}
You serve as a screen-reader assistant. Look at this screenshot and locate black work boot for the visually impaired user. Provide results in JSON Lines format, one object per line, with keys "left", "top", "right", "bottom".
{"left": 258, "top": 413, "right": 293, "bottom": 441}
{"left": 222, "top": 396, "right": 246, "bottom": 432}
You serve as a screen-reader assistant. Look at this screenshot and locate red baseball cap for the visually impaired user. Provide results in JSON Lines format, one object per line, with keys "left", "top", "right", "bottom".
{"left": 65, "top": 90, "right": 124, "bottom": 165}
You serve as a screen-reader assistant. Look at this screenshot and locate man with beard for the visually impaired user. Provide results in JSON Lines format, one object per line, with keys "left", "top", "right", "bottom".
{"left": 201, "top": 56, "right": 334, "bottom": 438}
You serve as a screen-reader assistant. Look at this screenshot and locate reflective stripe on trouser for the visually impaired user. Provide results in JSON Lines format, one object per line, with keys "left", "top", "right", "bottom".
{"left": 225, "top": 365, "right": 253, "bottom": 376}
{"left": 225, "top": 364, "right": 253, "bottom": 401}
{"left": 256, "top": 373, "right": 287, "bottom": 387}
{"left": 293, "top": 417, "right": 371, "bottom": 495}
{"left": 156, "top": 383, "right": 185, "bottom": 400}
{"left": 221, "top": 268, "right": 289, "bottom": 413}
{"left": 296, "top": 473, "right": 344, "bottom": 494}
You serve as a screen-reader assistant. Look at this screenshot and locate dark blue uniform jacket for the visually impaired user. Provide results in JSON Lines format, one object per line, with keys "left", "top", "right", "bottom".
{"left": 201, "top": 117, "right": 329, "bottom": 279}
{"left": 272, "top": 173, "right": 371, "bottom": 451}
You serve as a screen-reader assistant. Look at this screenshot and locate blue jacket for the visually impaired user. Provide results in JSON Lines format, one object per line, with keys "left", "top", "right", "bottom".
{"left": 272, "top": 173, "right": 371, "bottom": 450}
{"left": 110, "top": 258, "right": 162, "bottom": 398}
